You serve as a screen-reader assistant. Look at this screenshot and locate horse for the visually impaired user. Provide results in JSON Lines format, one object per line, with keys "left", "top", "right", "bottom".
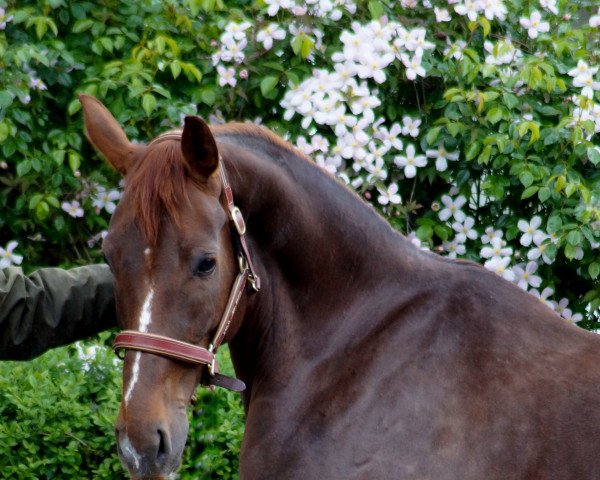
{"left": 79, "top": 94, "right": 600, "bottom": 480}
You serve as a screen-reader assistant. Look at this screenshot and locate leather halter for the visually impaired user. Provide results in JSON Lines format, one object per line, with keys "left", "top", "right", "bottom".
{"left": 113, "top": 153, "right": 260, "bottom": 393}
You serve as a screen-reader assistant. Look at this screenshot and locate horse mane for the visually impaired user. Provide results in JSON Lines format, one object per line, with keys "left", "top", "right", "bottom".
{"left": 126, "top": 135, "right": 190, "bottom": 246}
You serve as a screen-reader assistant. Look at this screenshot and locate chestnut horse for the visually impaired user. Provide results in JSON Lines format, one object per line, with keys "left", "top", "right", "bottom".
{"left": 80, "top": 94, "right": 600, "bottom": 480}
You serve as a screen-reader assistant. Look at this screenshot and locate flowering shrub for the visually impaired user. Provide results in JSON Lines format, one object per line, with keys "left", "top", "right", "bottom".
{"left": 3, "top": 0, "right": 598, "bottom": 323}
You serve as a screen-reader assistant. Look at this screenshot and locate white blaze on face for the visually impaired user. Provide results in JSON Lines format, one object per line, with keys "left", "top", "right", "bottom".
{"left": 124, "top": 247, "right": 155, "bottom": 406}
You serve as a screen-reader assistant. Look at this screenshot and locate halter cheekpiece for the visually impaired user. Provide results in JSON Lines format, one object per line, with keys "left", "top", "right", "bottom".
{"left": 113, "top": 151, "right": 260, "bottom": 393}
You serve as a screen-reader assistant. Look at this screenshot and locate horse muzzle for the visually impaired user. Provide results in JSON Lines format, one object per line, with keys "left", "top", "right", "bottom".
{"left": 115, "top": 418, "right": 187, "bottom": 479}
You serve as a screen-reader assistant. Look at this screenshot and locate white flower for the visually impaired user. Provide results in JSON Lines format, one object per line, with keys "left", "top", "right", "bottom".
{"left": 443, "top": 238, "right": 466, "bottom": 259}
{"left": 438, "top": 194, "right": 467, "bottom": 222}
{"left": 62, "top": 200, "right": 84, "bottom": 218}
{"left": 0, "top": 7, "right": 14, "bottom": 30}
{"left": 0, "top": 241, "right": 23, "bottom": 268}
{"left": 452, "top": 216, "right": 478, "bottom": 243}
{"left": 377, "top": 183, "right": 401, "bottom": 205}
{"left": 356, "top": 52, "right": 395, "bottom": 84}
{"left": 400, "top": 53, "right": 426, "bottom": 81}
{"left": 216, "top": 65, "right": 237, "bottom": 87}
{"left": 264, "top": 0, "right": 292, "bottom": 16}
{"left": 28, "top": 77, "right": 47, "bottom": 91}
{"left": 527, "top": 234, "right": 554, "bottom": 265}
{"left": 481, "top": 226, "right": 503, "bottom": 244}
{"left": 590, "top": 8, "right": 600, "bottom": 28}
{"left": 401, "top": 116, "right": 421, "bottom": 138}
{"left": 539, "top": 0, "right": 558, "bottom": 15}
{"left": 225, "top": 21, "right": 251, "bottom": 41}
{"left": 554, "top": 298, "right": 583, "bottom": 323}
{"left": 426, "top": 143, "right": 459, "bottom": 172}
{"left": 444, "top": 39, "right": 467, "bottom": 61}
{"left": 480, "top": 237, "right": 513, "bottom": 259}
{"left": 519, "top": 11, "right": 550, "bottom": 39}
{"left": 375, "top": 123, "right": 404, "bottom": 151}
{"left": 529, "top": 287, "right": 555, "bottom": 309}
{"left": 567, "top": 60, "right": 598, "bottom": 79}
{"left": 394, "top": 144, "right": 427, "bottom": 178}
{"left": 454, "top": 0, "right": 482, "bottom": 21}
{"left": 365, "top": 156, "right": 388, "bottom": 181}
{"left": 572, "top": 73, "right": 600, "bottom": 99}
{"left": 517, "top": 216, "right": 544, "bottom": 247}
{"left": 512, "top": 261, "right": 542, "bottom": 290}
{"left": 405, "top": 28, "right": 435, "bottom": 56}
{"left": 92, "top": 187, "right": 121, "bottom": 214}
{"left": 434, "top": 7, "right": 451, "bottom": 22}
{"left": 484, "top": 256, "right": 515, "bottom": 281}
{"left": 482, "top": 0, "right": 507, "bottom": 21}
{"left": 257, "top": 23, "right": 286, "bottom": 50}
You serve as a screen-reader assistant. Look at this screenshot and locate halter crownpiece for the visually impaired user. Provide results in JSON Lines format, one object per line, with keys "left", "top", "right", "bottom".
{"left": 113, "top": 155, "right": 260, "bottom": 393}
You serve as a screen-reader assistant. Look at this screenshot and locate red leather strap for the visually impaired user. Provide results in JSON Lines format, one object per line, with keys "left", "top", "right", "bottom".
{"left": 219, "top": 161, "right": 261, "bottom": 291}
{"left": 114, "top": 331, "right": 217, "bottom": 368}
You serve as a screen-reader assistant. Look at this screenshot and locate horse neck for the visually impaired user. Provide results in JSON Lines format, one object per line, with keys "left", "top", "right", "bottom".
{"left": 217, "top": 135, "right": 416, "bottom": 400}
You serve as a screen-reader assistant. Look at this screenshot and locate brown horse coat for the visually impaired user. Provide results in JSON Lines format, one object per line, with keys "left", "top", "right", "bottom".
{"left": 80, "top": 95, "right": 600, "bottom": 480}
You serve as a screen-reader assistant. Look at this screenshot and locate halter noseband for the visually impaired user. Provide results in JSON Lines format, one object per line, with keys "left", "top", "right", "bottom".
{"left": 113, "top": 156, "right": 260, "bottom": 393}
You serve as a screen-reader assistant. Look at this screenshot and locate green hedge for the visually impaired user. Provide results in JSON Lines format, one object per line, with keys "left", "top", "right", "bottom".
{"left": 0, "top": 335, "right": 243, "bottom": 479}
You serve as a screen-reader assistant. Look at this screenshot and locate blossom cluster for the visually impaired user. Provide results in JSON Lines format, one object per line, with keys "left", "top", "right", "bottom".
{"left": 280, "top": 19, "right": 440, "bottom": 198}
{"left": 263, "top": 0, "right": 357, "bottom": 20}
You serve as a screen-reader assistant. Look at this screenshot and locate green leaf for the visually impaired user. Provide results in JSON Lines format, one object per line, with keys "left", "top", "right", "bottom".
{"left": 68, "top": 151, "right": 81, "bottom": 172}
{"left": 0, "top": 91, "right": 14, "bottom": 109}
{"left": 478, "top": 144, "right": 493, "bottom": 164}
{"left": 72, "top": 18, "right": 94, "bottom": 33}
{"left": 547, "top": 215, "right": 562, "bottom": 234}
{"left": 567, "top": 230, "right": 581, "bottom": 246}
{"left": 170, "top": 61, "right": 181, "bottom": 79}
{"left": 52, "top": 150, "right": 66, "bottom": 165}
{"left": 589, "top": 262, "right": 600, "bottom": 280}
{"left": 368, "top": 0, "right": 384, "bottom": 19}
{"left": 260, "top": 76, "right": 279, "bottom": 96}
{"left": 486, "top": 107, "right": 503, "bottom": 125}
{"left": 434, "top": 225, "right": 450, "bottom": 241}
{"left": 587, "top": 147, "right": 600, "bottom": 166}
{"left": 142, "top": 94, "right": 156, "bottom": 115}
{"left": 465, "top": 142, "right": 481, "bottom": 162}
{"left": 29, "top": 194, "right": 44, "bottom": 210}
{"left": 480, "top": 17, "right": 491, "bottom": 36}
{"left": 521, "top": 186, "right": 539, "bottom": 199}
{"left": 36, "top": 201, "right": 50, "bottom": 220}
{"left": 538, "top": 186, "right": 551, "bottom": 202}
{"left": 564, "top": 243, "right": 577, "bottom": 260}
{"left": 519, "top": 171, "right": 534, "bottom": 188}
{"left": 67, "top": 99, "right": 81, "bottom": 116}
{"left": 0, "top": 122, "right": 9, "bottom": 143}
{"left": 200, "top": 89, "right": 217, "bottom": 106}
{"left": 425, "top": 127, "right": 441, "bottom": 145}
{"left": 415, "top": 225, "right": 433, "bottom": 241}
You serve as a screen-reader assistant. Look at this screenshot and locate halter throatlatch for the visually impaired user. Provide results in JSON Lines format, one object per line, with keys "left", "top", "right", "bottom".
{"left": 113, "top": 157, "right": 260, "bottom": 393}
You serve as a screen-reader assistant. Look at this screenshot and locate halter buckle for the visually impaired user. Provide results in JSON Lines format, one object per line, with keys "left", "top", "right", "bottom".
{"left": 230, "top": 206, "right": 246, "bottom": 236}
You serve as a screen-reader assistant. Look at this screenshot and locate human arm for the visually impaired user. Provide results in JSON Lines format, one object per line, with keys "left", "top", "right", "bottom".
{"left": 0, "top": 264, "right": 117, "bottom": 360}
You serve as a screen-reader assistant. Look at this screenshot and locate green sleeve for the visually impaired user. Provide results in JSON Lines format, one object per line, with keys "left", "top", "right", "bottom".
{"left": 0, "top": 264, "right": 117, "bottom": 360}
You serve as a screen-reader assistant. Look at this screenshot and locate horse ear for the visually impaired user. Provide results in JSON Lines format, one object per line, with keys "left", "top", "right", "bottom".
{"left": 181, "top": 116, "right": 219, "bottom": 179}
{"left": 79, "top": 94, "right": 142, "bottom": 175}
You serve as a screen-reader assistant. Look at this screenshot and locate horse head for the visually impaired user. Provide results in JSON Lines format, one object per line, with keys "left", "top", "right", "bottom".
{"left": 80, "top": 95, "right": 246, "bottom": 479}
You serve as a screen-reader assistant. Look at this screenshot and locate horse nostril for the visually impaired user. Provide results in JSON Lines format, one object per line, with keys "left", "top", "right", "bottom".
{"left": 156, "top": 428, "right": 171, "bottom": 464}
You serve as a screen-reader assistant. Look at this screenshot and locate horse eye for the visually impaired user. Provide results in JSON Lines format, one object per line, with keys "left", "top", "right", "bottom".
{"left": 193, "top": 256, "right": 216, "bottom": 277}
